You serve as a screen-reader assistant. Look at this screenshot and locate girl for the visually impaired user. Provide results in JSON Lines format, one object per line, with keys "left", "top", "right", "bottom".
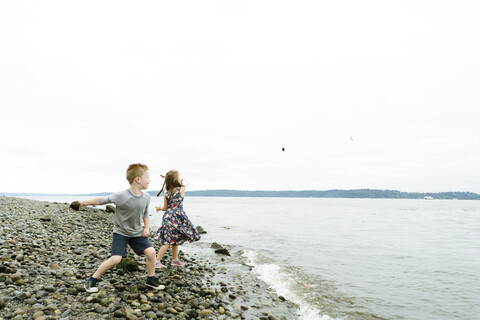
{"left": 153, "top": 170, "right": 201, "bottom": 267}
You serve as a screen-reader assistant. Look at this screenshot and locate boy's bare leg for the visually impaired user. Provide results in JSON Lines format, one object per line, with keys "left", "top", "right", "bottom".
{"left": 92, "top": 255, "right": 122, "bottom": 279}
{"left": 143, "top": 247, "right": 156, "bottom": 277}
{"left": 172, "top": 245, "right": 179, "bottom": 260}
{"left": 156, "top": 244, "right": 170, "bottom": 261}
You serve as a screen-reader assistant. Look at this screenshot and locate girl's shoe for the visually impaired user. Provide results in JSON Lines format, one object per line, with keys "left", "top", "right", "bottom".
{"left": 155, "top": 261, "right": 165, "bottom": 269}
{"left": 171, "top": 259, "right": 184, "bottom": 267}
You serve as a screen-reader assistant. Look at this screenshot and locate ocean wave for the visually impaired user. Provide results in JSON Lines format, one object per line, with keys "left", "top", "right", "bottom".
{"left": 243, "top": 250, "right": 340, "bottom": 320}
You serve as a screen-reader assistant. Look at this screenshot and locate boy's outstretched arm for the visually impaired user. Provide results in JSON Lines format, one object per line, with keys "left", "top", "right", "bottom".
{"left": 79, "top": 198, "right": 100, "bottom": 208}
{"left": 70, "top": 198, "right": 100, "bottom": 211}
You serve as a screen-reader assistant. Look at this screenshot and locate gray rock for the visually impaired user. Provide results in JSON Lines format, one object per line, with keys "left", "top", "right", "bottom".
{"left": 166, "top": 307, "right": 178, "bottom": 314}
{"left": 39, "top": 215, "right": 52, "bottom": 221}
{"left": 185, "top": 309, "right": 198, "bottom": 318}
{"left": 215, "top": 248, "right": 231, "bottom": 256}
{"left": 15, "top": 291, "right": 27, "bottom": 300}
{"left": 44, "top": 285, "right": 55, "bottom": 292}
{"left": 114, "top": 309, "right": 124, "bottom": 317}
{"left": 196, "top": 226, "right": 207, "bottom": 234}
{"left": 210, "top": 242, "right": 223, "bottom": 250}
{"left": 210, "top": 242, "right": 231, "bottom": 256}
{"left": 66, "top": 287, "right": 78, "bottom": 295}
{"left": 36, "top": 290, "right": 48, "bottom": 298}
{"left": 145, "top": 311, "right": 157, "bottom": 319}
{"left": 61, "top": 309, "right": 72, "bottom": 317}
{"left": 140, "top": 304, "right": 152, "bottom": 311}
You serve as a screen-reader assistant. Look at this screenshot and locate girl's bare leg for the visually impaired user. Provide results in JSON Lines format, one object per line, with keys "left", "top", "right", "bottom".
{"left": 156, "top": 244, "right": 170, "bottom": 261}
{"left": 172, "top": 245, "right": 179, "bottom": 260}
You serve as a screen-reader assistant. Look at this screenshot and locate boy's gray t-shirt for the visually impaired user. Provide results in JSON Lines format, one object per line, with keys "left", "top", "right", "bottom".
{"left": 99, "top": 189, "right": 150, "bottom": 237}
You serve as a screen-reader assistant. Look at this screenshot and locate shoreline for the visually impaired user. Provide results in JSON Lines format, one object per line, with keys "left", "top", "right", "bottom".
{"left": 0, "top": 197, "right": 299, "bottom": 320}
{"left": 3, "top": 188, "right": 480, "bottom": 200}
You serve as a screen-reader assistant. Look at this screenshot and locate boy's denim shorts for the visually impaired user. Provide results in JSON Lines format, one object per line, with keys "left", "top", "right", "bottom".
{"left": 111, "top": 233, "right": 152, "bottom": 257}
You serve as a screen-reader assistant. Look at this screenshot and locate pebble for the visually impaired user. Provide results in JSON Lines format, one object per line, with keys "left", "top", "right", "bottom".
{"left": 140, "top": 303, "right": 152, "bottom": 311}
{"left": 114, "top": 309, "right": 124, "bottom": 317}
{"left": 32, "top": 311, "right": 44, "bottom": 319}
{"left": 166, "top": 307, "right": 178, "bottom": 314}
{"left": 145, "top": 310, "right": 157, "bottom": 318}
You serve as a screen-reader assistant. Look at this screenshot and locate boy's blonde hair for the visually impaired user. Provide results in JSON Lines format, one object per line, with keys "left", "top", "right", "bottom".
{"left": 126, "top": 163, "right": 149, "bottom": 184}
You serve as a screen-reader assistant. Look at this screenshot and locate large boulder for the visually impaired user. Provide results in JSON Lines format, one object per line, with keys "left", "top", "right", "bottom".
{"left": 210, "top": 242, "right": 231, "bottom": 256}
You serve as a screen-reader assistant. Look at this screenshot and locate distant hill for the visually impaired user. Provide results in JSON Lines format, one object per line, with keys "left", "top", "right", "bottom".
{"left": 2, "top": 189, "right": 479, "bottom": 200}
{"left": 151, "top": 189, "right": 480, "bottom": 200}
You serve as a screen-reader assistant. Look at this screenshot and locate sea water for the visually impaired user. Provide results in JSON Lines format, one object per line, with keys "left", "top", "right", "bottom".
{"left": 21, "top": 195, "right": 480, "bottom": 320}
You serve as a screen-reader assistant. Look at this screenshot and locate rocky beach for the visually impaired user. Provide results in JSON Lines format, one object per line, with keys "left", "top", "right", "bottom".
{"left": 0, "top": 197, "right": 299, "bottom": 320}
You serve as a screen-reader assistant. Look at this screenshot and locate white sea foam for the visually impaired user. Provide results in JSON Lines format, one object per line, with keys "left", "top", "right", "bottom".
{"left": 243, "top": 250, "right": 339, "bottom": 320}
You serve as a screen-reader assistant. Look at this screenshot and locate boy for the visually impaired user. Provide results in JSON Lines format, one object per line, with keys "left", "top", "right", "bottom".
{"left": 74, "top": 163, "right": 164, "bottom": 293}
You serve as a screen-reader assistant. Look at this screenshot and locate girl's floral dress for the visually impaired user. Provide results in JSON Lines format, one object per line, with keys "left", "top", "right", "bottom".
{"left": 154, "top": 187, "right": 201, "bottom": 245}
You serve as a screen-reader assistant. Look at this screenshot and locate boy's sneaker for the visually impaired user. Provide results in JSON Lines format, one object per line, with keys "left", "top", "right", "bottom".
{"left": 171, "top": 259, "right": 185, "bottom": 267}
{"left": 146, "top": 277, "right": 165, "bottom": 290}
{"left": 84, "top": 277, "right": 99, "bottom": 293}
{"left": 155, "top": 261, "right": 165, "bottom": 269}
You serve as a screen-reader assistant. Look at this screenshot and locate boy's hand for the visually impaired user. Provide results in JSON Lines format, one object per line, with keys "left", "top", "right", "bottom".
{"left": 69, "top": 201, "right": 81, "bottom": 211}
{"left": 142, "top": 227, "right": 150, "bottom": 237}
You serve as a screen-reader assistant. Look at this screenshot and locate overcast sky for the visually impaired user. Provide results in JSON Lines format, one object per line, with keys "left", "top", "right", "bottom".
{"left": 1, "top": 1, "right": 479, "bottom": 194}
